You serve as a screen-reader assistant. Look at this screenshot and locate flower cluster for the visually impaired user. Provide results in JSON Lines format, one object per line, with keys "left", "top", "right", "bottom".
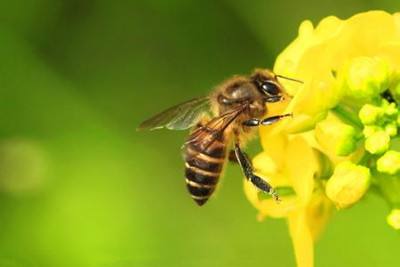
{"left": 245, "top": 11, "right": 400, "bottom": 267}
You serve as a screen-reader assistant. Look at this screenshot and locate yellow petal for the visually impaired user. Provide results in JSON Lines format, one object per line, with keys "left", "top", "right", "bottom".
{"left": 306, "top": 192, "right": 334, "bottom": 241}
{"left": 252, "top": 152, "right": 278, "bottom": 175}
{"left": 284, "top": 136, "right": 319, "bottom": 205}
{"left": 246, "top": 136, "right": 321, "bottom": 219}
{"left": 245, "top": 152, "right": 295, "bottom": 219}
{"left": 274, "top": 16, "right": 343, "bottom": 96}
{"left": 252, "top": 152, "right": 291, "bottom": 186}
{"left": 287, "top": 209, "right": 314, "bottom": 267}
{"left": 331, "top": 11, "right": 400, "bottom": 61}
{"left": 258, "top": 196, "right": 298, "bottom": 220}
{"left": 278, "top": 111, "right": 328, "bottom": 134}
{"left": 243, "top": 178, "right": 261, "bottom": 210}
{"left": 243, "top": 179, "right": 298, "bottom": 219}
{"left": 258, "top": 99, "right": 291, "bottom": 167}
{"left": 275, "top": 59, "right": 341, "bottom": 134}
{"left": 258, "top": 132, "right": 288, "bottom": 169}
{"left": 377, "top": 44, "right": 400, "bottom": 71}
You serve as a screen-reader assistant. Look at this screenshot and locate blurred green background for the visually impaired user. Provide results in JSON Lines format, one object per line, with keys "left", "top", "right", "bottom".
{"left": 0, "top": 1, "right": 399, "bottom": 266}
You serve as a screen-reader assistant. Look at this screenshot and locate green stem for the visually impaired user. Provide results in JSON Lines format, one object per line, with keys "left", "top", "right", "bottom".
{"left": 258, "top": 186, "right": 295, "bottom": 200}
{"left": 332, "top": 105, "right": 363, "bottom": 129}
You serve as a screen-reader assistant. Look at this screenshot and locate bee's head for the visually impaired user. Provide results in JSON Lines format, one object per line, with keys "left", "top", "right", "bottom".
{"left": 251, "top": 69, "right": 286, "bottom": 102}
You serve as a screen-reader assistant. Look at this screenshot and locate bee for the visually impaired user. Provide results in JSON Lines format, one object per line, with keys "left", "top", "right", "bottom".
{"left": 138, "top": 69, "right": 300, "bottom": 206}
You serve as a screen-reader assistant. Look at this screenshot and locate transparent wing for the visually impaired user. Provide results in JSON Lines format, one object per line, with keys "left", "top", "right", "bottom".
{"left": 137, "top": 97, "right": 210, "bottom": 131}
{"left": 185, "top": 104, "right": 247, "bottom": 150}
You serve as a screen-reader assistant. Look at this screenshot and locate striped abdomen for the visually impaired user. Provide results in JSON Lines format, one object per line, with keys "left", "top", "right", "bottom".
{"left": 184, "top": 127, "right": 227, "bottom": 206}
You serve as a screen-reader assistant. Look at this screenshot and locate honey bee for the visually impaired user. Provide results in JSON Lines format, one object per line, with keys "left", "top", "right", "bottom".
{"left": 138, "top": 69, "right": 300, "bottom": 206}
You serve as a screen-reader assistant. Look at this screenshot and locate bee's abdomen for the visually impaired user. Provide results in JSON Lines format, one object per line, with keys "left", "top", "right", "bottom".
{"left": 184, "top": 132, "right": 226, "bottom": 206}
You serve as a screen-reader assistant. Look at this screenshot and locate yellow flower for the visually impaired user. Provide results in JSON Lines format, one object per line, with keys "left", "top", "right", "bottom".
{"left": 244, "top": 128, "right": 334, "bottom": 267}
{"left": 245, "top": 10, "right": 400, "bottom": 267}
{"left": 244, "top": 100, "right": 333, "bottom": 267}
{"left": 273, "top": 10, "right": 400, "bottom": 134}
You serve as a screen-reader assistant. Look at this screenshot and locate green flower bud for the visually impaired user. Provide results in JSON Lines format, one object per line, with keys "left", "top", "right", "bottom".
{"left": 385, "top": 123, "right": 398, "bottom": 137}
{"left": 359, "top": 104, "right": 383, "bottom": 125}
{"left": 377, "top": 150, "right": 400, "bottom": 175}
{"left": 344, "top": 57, "right": 391, "bottom": 100}
{"left": 364, "top": 130, "right": 390, "bottom": 154}
{"left": 387, "top": 209, "right": 400, "bottom": 230}
{"left": 326, "top": 161, "right": 371, "bottom": 209}
{"left": 315, "top": 117, "right": 358, "bottom": 156}
{"left": 362, "top": 125, "right": 381, "bottom": 138}
{"left": 383, "top": 102, "right": 398, "bottom": 116}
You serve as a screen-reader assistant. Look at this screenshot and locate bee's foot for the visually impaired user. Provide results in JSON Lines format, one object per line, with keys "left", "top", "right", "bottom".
{"left": 270, "top": 189, "right": 281, "bottom": 203}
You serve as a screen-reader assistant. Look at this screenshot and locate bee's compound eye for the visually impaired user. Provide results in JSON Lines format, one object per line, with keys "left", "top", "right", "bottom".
{"left": 261, "top": 82, "right": 280, "bottom": 96}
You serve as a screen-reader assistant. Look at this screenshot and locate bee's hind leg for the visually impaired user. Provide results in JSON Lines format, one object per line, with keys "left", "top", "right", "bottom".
{"left": 233, "top": 142, "right": 280, "bottom": 202}
{"left": 228, "top": 149, "right": 241, "bottom": 164}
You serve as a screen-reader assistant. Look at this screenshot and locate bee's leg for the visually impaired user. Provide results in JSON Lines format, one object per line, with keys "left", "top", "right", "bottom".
{"left": 217, "top": 95, "right": 249, "bottom": 105}
{"left": 242, "top": 113, "right": 292, "bottom": 127}
{"left": 234, "top": 143, "right": 280, "bottom": 201}
{"left": 228, "top": 150, "right": 238, "bottom": 163}
{"left": 265, "top": 95, "right": 284, "bottom": 103}
{"left": 228, "top": 149, "right": 249, "bottom": 164}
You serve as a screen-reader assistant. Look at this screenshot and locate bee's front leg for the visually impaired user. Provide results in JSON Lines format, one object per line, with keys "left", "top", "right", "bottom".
{"left": 242, "top": 113, "right": 292, "bottom": 127}
{"left": 233, "top": 143, "right": 280, "bottom": 202}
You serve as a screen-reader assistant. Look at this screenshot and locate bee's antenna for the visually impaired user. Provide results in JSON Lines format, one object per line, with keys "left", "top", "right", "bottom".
{"left": 275, "top": 74, "right": 304, "bottom": 84}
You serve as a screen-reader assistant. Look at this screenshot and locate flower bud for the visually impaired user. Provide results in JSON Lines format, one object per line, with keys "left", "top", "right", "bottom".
{"left": 384, "top": 123, "right": 398, "bottom": 137}
{"left": 315, "top": 117, "right": 358, "bottom": 156}
{"left": 326, "top": 161, "right": 371, "bottom": 209}
{"left": 383, "top": 102, "right": 398, "bottom": 116}
{"left": 362, "top": 125, "right": 381, "bottom": 138}
{"left": 377, "top": 150, "right": 400, "bottom": 175}
{"left": 364, "top": 130, "right": 390, "bottom": 154}
{"left": 344, "top": 57, "right": 391, "bottom": 100}
{"left": 387, "top": 209, "right": 400, "bottom": 230}
{"left": 358, "top": 104, "right": 383, "bottom": 125}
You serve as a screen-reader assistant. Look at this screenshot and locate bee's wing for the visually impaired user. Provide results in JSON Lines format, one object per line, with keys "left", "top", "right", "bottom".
{"left": 137, "top": 97, "right": 210, "bottom": 131}
{"left": 186, "top": 104, "right": 247, "bottom": 150}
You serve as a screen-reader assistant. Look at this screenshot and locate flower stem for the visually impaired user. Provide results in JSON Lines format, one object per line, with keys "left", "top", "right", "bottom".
{"left": 331, "top": 105, "right": 363, "bottom": 129}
